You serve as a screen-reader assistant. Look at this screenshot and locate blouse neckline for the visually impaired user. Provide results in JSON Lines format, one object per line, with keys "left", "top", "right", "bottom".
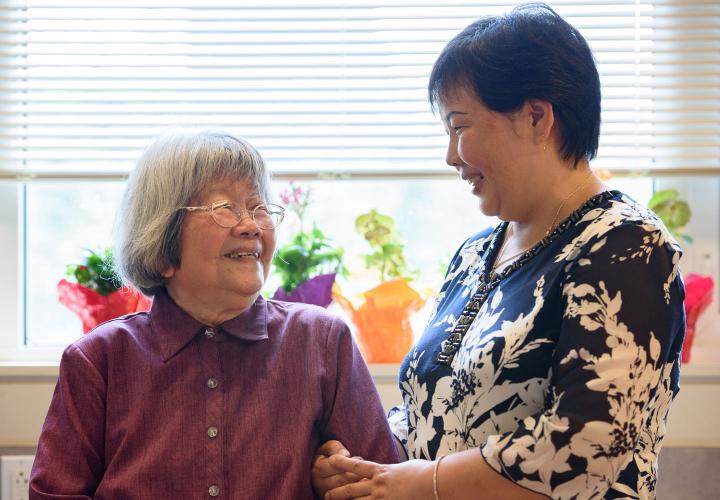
{"left": 482, "top": 190, "right": 620, "bottom": 285}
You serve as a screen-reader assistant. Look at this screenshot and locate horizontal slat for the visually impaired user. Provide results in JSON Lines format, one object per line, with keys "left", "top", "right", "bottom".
{"left": 0, "top": 41, "right": 716, "bottom": 57}
{"left": 1, "top": 99, "right": 717, "bottom": 113}
{"left": 0, "top": 51, "right": 717, "bottom": 67}
{"left": 3, "top": 166, "right": 720, "bottom": 183}
{"left": 1, "top": 58, "right": 717, "bottom": 72}
{"left": 12, "top": 115, "right": 709, "bottom": 125}
{"left": 6, "top": 32, "right": 717, "bottom": 46}
{"left": 1, "top": 143, "right": 717, "bottom": 157}
{"left": 3, "top": 0, "right": 715, "bottom": 6}
{"left": 2, "top": 138, "right": 718, "bottom": 150}
{"left": 0, "top": 165, "right": 720, "bottom": 182}
{"left": 15, "top": 21, "right": 713, "bottom": 32}
{"left": 0, "top": 88, "right": 695, "bottom": 98}
{"left": 0, "top": 0, "right": 717, "bottom": 9}
{"left": 0, "top": 70, "right": 716, "bottom": 88}
{"left": 0, "top": 83, "right": 717, "bottom": 102}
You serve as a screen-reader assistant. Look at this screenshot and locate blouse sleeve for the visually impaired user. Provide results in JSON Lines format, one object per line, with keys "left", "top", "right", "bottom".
{"left": 30, "top": 343, "right": 107, "bottom": 499}
{"left": 387, "top": 404, "right": 409, "bottom": 456}
{"left": 320, "top": 318, "right": 400, "bottom": 465}
{"left": 480, "top": 223, "right": 685, "bottom": 498}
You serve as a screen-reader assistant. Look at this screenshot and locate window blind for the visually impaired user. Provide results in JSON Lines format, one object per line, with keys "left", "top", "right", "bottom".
{"left": 0, "top": 0, "right": 718, "bottom": 178}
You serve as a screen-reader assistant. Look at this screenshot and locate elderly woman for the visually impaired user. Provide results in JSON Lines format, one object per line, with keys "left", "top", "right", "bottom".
{"left": 313, "top": 4, "right": 685, "bottom": 500}
{"left": 30, "top": 131, "right": 398, "bottom": 499}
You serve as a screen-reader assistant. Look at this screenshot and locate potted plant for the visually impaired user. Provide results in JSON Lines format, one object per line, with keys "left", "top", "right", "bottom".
{"left": 271, "top": 181, "right": 345, "bottom": 308}
{"left": 333, "top": 209, "right": 426, "bottom": 363}
{"left": 649, "top": 188, "right": 713, "bottom": 362}
{"left": 58, "top": 248, "right": 151, "bottom": 334}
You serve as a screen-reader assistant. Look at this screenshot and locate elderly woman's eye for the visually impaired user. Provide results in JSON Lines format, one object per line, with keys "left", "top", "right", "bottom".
{"left": 216, "top": 204, "right": 234, "bottom": 213}
{"left": 213, "top": 201, "right": 233, "bottom": 210}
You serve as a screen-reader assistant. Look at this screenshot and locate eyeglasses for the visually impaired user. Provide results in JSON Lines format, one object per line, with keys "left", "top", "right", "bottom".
{"left": 181, "top": 200, "right": 285, "bottom": 230}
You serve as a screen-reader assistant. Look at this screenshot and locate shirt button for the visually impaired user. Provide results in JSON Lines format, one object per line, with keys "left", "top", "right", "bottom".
{"left": 204, "top": 328, "right": 215, "bottom": 338}
{"left": 207, "top": 426, "right": 218, "bottom": 438}
{"left": 207, "top": 378, "right": 218, "bottom": 389}
{"left": 208, "top": 484, "right": 220, "bottom": 497}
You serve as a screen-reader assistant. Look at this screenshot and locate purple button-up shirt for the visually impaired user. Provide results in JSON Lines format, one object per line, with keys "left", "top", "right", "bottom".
{"left": 30, "top": 289, "right": 398, "bottom": 499}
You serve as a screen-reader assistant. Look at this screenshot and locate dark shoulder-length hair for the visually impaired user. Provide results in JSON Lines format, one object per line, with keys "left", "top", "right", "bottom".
{"left": 429, "top": 2, "right": 601, "bottom": 166}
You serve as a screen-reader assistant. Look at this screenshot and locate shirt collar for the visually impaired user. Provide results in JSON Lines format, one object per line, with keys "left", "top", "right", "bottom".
{"left": 150, "top": 288, "right": 269, "bottom": 362}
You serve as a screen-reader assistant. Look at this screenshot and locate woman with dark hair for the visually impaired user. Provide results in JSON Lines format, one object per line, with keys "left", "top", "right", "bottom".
{"left": 29, "top": 131, "right": 398, "bottom": 499}
{"left": 313, "top": 4, "right": 684, "bottom": 499}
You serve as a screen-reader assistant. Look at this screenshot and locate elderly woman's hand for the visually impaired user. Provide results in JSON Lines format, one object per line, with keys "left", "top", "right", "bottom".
{"left": 324, "top": 455, "right": 434, "bottom": 500}
{"left": 311, "top": 440, "right": 365, "bottom": 497}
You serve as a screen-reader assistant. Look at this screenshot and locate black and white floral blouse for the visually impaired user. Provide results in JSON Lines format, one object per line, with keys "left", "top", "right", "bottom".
{"left": 388, "top": 190, "right": 685, "bottom": 499}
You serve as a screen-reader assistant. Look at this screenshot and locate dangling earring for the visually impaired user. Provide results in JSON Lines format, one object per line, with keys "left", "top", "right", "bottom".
{"left": 542, "top": 143, "right": 547, "bottom": 152}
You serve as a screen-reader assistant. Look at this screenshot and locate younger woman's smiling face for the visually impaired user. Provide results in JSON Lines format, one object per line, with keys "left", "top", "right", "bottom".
{"left": 440, "top": 87, "right": 541, "bottom": 221}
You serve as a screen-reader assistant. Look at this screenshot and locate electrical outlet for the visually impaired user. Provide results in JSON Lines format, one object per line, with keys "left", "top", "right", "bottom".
{"left": 1, "top": 455, "right": 34, "bottom": 500}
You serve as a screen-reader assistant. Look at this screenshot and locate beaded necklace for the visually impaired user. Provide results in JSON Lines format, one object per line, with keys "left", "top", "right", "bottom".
{"left": 435, "top": 190, "right": 615, "bottom": 366}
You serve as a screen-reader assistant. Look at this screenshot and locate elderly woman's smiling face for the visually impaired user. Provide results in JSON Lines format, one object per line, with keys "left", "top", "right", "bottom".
{"left": 163, "top": 178, "right": 277, "bottom": 321}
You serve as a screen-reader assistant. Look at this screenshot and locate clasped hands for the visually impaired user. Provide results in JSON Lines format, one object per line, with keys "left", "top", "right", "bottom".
{"left": 311, "top": 440, "right": 434, "bottom": 500}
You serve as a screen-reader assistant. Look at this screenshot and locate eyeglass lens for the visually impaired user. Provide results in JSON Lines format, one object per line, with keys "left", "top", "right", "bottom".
{"left": 211, "top": 203, "right": 280, "bottom": 229}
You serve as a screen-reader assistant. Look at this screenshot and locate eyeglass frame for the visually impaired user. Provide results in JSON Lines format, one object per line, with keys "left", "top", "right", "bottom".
{"left": 180, "top": 200, "right": 285, "bottom": 230}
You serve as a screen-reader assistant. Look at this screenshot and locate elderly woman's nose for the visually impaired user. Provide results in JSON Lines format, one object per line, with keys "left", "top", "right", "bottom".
{"left": 231, "top": 213, "right": 262, "bottom": 236}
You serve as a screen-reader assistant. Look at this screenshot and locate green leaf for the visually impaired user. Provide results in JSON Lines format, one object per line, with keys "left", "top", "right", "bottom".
{"left": 648, "top": 189, "right": 678, "bottom": 211}
{"left": 355, "top": 210, "right": 396, "bottom": 248}
{"left": 667, "top": 200, "right": 691, "bottom": 228}
{"left": 648, "top": 189, "right": 692, "bottom": 243}
{"left": 355, "top": 209, "right": 417, "bottom": 282}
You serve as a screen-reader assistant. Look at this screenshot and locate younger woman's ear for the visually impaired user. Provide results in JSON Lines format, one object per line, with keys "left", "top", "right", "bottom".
{"left": 526, "top": 99, "right": 555, "bottom": 139}
{"left": 530, "top": 105, "right": 544, "bottom": 127}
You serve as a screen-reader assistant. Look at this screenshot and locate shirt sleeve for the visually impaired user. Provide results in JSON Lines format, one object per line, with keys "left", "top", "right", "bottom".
{"left": 480, "top": 223, "right": 685, "bottom": 499}
{"left": 320, "top": 318, "right": 400, "bottom": 465}
{"left": 30, "top": 343, "right": 107, "bottom": 499}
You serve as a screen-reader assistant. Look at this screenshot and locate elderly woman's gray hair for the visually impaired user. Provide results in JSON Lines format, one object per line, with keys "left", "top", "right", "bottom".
{"left": 114, "top": 131, "right": 271, "bottom": 296}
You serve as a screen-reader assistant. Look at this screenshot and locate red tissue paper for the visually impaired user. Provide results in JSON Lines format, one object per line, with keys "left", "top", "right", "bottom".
{"left": 57, "top": 279, "right": 152, "bottom": 334}
{"left": 682, "top": 273, "right": 714, "bottom": 363}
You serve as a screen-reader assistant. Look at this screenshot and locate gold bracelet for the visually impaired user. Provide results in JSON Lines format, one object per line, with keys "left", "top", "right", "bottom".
{"left": 433, "top": 455, "right": 445, "bottom": 500}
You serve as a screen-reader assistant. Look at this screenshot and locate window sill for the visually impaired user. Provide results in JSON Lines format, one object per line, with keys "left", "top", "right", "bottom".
{"left": 0, "top": 362, "right": 59, "bottom": 382}
{"left": 1, "top": 313, "right": 719, "bottom": 382}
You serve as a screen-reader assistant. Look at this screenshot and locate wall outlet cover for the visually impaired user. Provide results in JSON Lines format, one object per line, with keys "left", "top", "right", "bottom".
{"left": 0, "top": 455, "right": 34, "bottom": 500}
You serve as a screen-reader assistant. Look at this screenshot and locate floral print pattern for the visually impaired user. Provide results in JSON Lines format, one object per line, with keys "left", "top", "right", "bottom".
{"left": 389, "top": 191, "right": 685, "bottom": 499}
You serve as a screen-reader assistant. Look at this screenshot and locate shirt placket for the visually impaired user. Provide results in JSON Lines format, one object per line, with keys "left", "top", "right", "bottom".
{"left": 201, "top": 326, "right": 225, "bottom": 498}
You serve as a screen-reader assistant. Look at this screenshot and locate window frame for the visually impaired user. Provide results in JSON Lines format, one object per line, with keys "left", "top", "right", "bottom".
{"left": 0, "top": 182, "right": 24, "bottom": 361}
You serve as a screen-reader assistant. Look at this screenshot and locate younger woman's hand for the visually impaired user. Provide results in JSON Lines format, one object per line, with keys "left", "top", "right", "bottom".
{"left": 311, "top": 440, "right": 364, "bottom": 497}
{"left": 324, "top": 455, "right": 434, "bottom": 500}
